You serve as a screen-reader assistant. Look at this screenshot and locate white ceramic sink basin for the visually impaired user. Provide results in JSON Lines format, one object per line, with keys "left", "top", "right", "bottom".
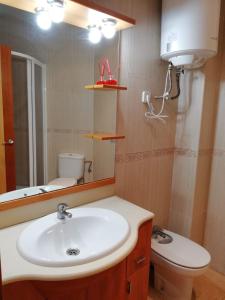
{"left": 17, "top": 207, "right": 130, "bottom": 267}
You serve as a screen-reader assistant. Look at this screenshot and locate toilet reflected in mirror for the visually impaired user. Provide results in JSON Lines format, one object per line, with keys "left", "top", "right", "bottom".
{"left": 48, "top": 153, "right": 85, "bottom": 187}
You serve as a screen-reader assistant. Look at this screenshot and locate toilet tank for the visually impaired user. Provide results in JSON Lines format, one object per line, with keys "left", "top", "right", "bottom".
{"left": 58, "top": 153, "right": 85, "bottom": 179}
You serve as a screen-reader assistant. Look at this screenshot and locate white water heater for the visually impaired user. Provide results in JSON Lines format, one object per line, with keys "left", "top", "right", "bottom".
{"left": 161, "top": 0, "right": 221, "bottom": 69}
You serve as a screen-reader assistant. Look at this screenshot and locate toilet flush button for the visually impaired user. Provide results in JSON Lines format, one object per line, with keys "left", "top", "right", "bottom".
{"left": 153, "top": 230, "right": 173, "bottom": 244}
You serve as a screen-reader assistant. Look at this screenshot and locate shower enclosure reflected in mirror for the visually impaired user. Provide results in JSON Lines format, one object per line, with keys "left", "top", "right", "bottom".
{"left": 0, "top": 3, "right": 120, "bottom": 203}
{"left": 12, "top": 53, "right": 47, "bottom": 189}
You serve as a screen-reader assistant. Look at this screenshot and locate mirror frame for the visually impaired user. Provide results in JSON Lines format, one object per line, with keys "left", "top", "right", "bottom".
{"left": 0, "top": 0, "right": 135, "bottom": 211}
{"left": 0, "top": 178, "right": 115, "bottom": 211}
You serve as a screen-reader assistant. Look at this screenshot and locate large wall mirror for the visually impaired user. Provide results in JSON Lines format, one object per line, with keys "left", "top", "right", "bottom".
{"left": 0, "top": 1, "right": 133, "bottom": 206}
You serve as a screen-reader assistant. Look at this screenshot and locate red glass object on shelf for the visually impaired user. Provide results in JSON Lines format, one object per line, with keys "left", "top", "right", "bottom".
{"left": 96, "top": 61, "right": 106, "bottom": 85}
{"left": 96, "top": 80, "right": 106, "bottom": 84}
{"left": 105, "top": 79, "right": 118, "bottom": 85}
{"left": 96, "top": 58, "right": 118, "bottom": 85}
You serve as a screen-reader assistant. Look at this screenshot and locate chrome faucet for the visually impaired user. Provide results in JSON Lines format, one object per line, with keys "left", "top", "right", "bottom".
{"left": 57, "top": 203, "right": 72, "bottom": 220}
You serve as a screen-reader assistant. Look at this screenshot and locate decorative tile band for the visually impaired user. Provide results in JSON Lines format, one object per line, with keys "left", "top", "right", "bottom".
{"left": 213, "top": 149, "right": 225, "bottom": 156}
{"left": 15, "top": 128, "right": 93, "bottom": 136}
{"left": 116, "top": 148, "right": 175, "bottom": 163}
{"left": 116, "top": 147, "right": 219, "bottom": 164}
{"left": 47, "top": 129, "right": 92, "bottom": 134}
{"left": 174, "top": 148, "right": 213, "bottom": 157}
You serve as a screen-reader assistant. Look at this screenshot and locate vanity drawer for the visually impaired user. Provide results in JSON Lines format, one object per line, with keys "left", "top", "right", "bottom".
{"left": 126, "top": 221, "right": 152, "bottom": 277}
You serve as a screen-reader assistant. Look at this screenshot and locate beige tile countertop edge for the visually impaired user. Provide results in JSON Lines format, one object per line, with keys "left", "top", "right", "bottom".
{"left": 0, "top": 196, "right": 154, "bottom": 285}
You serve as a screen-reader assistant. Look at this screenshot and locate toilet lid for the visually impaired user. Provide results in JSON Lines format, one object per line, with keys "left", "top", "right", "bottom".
{"left": 48, "top": 178, "right": 77, "bottom": 188}
{"left": 151, "top": 229, "right": 211, "bottom": 269}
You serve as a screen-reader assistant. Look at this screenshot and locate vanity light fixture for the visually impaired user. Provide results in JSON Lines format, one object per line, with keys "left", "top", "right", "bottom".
{"left": 88, "top": 18, "right": 117, "bottom": 44}
{"left": 35, "top": 7, "right": 52, "bottom": 30}
{"left": 48, "top": 0, "right": 65, "bottom": 23}
{"left": 35, "top": 0, "right": 65, "bottom": 30}
{"left": 102, "top": 18, "right": 117, "bottom": 39}
{"left": 88, "top": 25, "right": 102, "bottom": 44}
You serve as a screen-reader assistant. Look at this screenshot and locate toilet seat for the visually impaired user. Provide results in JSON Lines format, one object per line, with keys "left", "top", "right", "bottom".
{"left": 48, "top": 178, "right": 77, "bottom": 188}
{"left": 151, "top": 229, "right": 211, "bottom": 269}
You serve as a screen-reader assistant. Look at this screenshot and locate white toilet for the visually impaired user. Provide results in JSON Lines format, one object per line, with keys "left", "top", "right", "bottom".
{"left": 48, "top": 153, "right": 85, "bottom": 188}
{"left": 151, "top": 228, "right": 211, "bottom": 300}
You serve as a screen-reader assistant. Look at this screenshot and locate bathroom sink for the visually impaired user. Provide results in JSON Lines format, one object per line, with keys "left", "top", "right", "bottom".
{"left": 17, "top": 207, "right": 130, "bottom": 267}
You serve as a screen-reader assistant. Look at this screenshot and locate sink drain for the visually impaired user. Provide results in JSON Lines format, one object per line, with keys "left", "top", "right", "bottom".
{"left": 66, "top": 248, "right": 80, "bottom": 256}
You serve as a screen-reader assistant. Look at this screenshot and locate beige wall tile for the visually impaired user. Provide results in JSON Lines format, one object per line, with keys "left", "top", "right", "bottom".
{"left": 169, "top": 155, "right": 197, "bottom": 236}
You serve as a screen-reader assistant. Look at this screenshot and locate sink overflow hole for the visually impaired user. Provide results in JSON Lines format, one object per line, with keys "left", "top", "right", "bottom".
{"left": 66, "top": 248, "right": 80, "bottom": 256}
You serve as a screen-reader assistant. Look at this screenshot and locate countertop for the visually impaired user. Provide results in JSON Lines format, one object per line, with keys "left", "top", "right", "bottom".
{"left": 0, "top": 196, "right": 154, "bottom": 285}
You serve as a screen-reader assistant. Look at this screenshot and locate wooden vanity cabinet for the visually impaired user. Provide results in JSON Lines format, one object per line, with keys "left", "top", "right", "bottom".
{"left": 126, "top": 221, "right": 151, "bottom": 300}
{"left": 33, "top": 260, "right": 127, "bottom": 300}
{"left": 3, "top": 221, "right": 152, "bottom": 300}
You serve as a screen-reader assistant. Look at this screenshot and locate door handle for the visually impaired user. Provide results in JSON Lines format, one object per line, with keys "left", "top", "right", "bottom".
{"left": 2, "top": 138, "right": 14, "bottom": 145}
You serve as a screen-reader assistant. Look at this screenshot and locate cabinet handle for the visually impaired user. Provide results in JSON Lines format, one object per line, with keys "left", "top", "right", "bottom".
{"left": 136, "top": 256, "right": 146, "bottom": 265}
{"left": 127, "top": 281, "right": 132, "bottom": 294}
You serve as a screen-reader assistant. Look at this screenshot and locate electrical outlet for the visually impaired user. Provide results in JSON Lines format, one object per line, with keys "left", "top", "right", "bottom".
{"left": 141, "top": 90, "right": 151, "bottom": 103}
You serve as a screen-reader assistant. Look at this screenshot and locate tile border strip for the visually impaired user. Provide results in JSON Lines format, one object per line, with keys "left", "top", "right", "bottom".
{"left": 116, "top": 148, "right": 175, "bottom": 163}
{"left": 116, "top": 147, "right": 220, "bottom": 163}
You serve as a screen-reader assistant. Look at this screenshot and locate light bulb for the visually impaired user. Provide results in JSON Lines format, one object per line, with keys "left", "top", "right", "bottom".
{"left": 49, "top": 3, "right": 65, "bottom": 23}
{"left": 36, "top": 8, "right": 52, "bottom": 30}
{"left": 88, "top": 25, "right": 102, "bottom": 44}
{"left": 102, "top": 18, "right": 117, "bottom": 39}
{"left": 102, "top": 25, "right": 116, "bottom": 39}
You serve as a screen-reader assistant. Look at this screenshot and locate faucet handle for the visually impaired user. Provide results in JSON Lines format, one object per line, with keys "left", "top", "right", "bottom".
{"left": 57, "top": 203, "right": 69, "bottom": 212}
{"left": 57, "top": 203, "right": 72, "bottom": 220}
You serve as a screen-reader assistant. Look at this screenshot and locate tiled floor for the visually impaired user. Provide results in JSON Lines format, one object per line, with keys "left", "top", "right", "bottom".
{"left": 148, "top": 269, "right": 225, "bottom": 300}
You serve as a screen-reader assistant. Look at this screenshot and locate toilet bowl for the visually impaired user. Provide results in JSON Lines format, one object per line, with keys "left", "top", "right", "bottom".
{"left": 48, "top": 178, "right": 77, "bottom": 188}
{"left": 151, "top": 229, "right": 211, "bottom": 300}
